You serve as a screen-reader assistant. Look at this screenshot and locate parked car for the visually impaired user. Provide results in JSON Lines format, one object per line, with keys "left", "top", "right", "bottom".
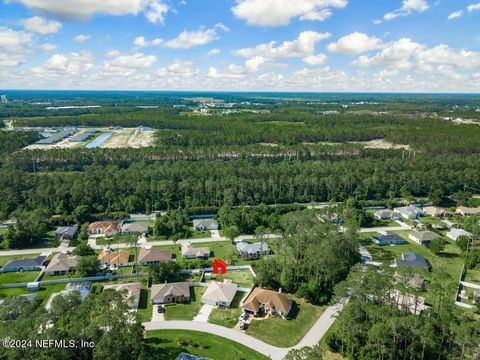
{"left": 240, "top": 322, "right": 248, "bottom": 330}
{"left": 157, "top": 306, "right": 165, "bottom": 313}
{"left": 239, "top": 312, "right": 249, "bottom": 320}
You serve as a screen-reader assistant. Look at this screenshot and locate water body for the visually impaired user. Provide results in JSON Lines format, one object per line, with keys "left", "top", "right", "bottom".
{"left": 85, "top": 132, "right": 112, "bottom": 149}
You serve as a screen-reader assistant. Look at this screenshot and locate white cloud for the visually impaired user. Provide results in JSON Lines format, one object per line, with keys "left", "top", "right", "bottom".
{"left": 0, "top": 27, "right": 32, "bottom": 67}
{"left": 31, "top": 51, "right": 94, "bottom": 76}
{"left": 74, "top": 34, "right": 91, "bottom": 42}
{"left": 22, "top": 16, "right": 62, "bottom": 34}
{"left": 39, "top": 43, "right": 56, "bottom": 52}
{"left": 467, "top": 2, "right": 480, "bottom": 12}
{"left": 105, "top": 50, "right": 120, "bottom": 57}
{"left": 352, "top": 38, "right": 424, "bottom": 69}
{"left": 234, "top": 31, "right": 331, "bottom": 60}
{"left": 133, "top": 36, "right": 163, "bottom": 47}
{"left": 327, "top": 32, "right": 383, "bottom": 54}
{"left": 383, "top": 0, "right": 429, "bottom": 21}
{"left": 303, "top": 53, "right": 327, "bottom": 65}
{"left": 447, "top": 10, "right": 463, "bottom": 20}
{"left": 157, "top": 60, "right": 198, "bottom": 78}
{"left": 207, "top": 67, "right": 245, "bottom": 79}
{"left": 10, "top": 0, "right": 170, "bottom": 24}
{"left": 416, "top": 44, "right": 480, "bottom": 68}
{"left": 104, "top": 52, "right": 157, "bottom": 70}
{"left": 231, "top": 0, "right": 347, "bottom": 26}
{"left": 164, "top": 23, "right": 228, "bottom": 49}
{"left": 207, "top": 48, "right": 220, "bottom": 56}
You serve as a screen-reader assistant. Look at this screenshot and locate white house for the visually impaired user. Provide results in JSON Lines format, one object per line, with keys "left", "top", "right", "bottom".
{"left": 446, "top": 228, "right": 472, "bottom": 241}
{"left": 193, "top": 219, "right": 218, "bottom": 231}
{"left": 408, "top": 231, "right": 440, "bottom": 246}
{"left": 394, "top": 206, "right": 425, "bottom": 220}
{"left": 201, "top": 280, "right": 237, "bottom": 308}
{"left": 374, "top": 209, "right": 394, "bottom": 220}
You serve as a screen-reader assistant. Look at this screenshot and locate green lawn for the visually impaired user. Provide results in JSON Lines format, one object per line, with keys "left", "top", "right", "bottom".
{"left": 0, "top": 283, "right": 66, "bottom": 304}
{"left": 137, "top": 286, "right": 153, "bottom": 322}
{"left": 206, "top": 270, "right": 254, "bottom": 288}
{"left": 419, "top": 217, "right": 445, "bottom": 227}
{"left": 40, "top": 272, "right": 83, "bottom": 281}
{"left": 208, "top": 292, "right": 244, "bottom": 328}
{"left": 246, "top": 296, "right": 325, "bottom": 347}
{"left": 464, "top": 268, "right": 480, "bottom": 284}
{"left": 0, "top": 254, "right": 41, "bottom": 267}
{"left": 164, "top": 286, "right": 206, "bottom": 320}
{"left": 144, "top": 330, "right": 268, "bottom": 360}
{"left": 151, "top": 241, "right": 239, "bottom": 264}
{"left": 95, "top": 235, "right": 138, "bottom": 246}
{"left": 0, "top": 271, "right": 40, "bottom": 285}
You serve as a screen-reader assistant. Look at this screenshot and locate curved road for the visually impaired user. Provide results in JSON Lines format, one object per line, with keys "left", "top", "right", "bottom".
{"left": 143, "top": 300, "right": 346, "bottom": 360}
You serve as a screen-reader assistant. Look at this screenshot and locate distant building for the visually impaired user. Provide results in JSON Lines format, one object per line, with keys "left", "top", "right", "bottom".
{"left": 151, "top": 282, "right": 190, "bottom": 304}
{"left": 455, "top": 206, "right": 480, "bottom": 216}
{"left": 1, "top": 95, "right": 8, "bottom": 103}
{"left": 237, "top": 241, "right": 271, "bottom": 259}
{"left": 394, "top": 253, "right": 430, "bottom": 270}
{"left": 408, "top": 231, "right": 440, "bottom": 246}
{"left": 423, "top": 206, "right": 447, "bottom": 218}
{"left": 394, "top": 206, "right": 425, "bottom": 220}
{"left": 88, "top": 221, "right": 121, "bottom": 236}
{"left": 2, "top": 256, "right": 46, "bottom": 272}
{"left": 371, "top": 233, "right": 406, "bottom": 246}
{"left": 193, "top": 219, "right": 218, "bottom": 231}
{"left": 446, "top": 228, "right": 472, "bottom": 241}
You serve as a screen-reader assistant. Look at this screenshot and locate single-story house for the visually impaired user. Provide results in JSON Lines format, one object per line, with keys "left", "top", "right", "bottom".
{"left": 181, "top": 245, "right": 210, "bottom": 259}
{"left": 455, "top": 206, "right": 480, "bottom": 216}
{"left": 394, "top": 252, "right": 430, "bottom": 270}
{"left": 2, "top": 255, "right": 46, "bottom": 272}
{"left": 242, "top": 287, "right": 293, "bottom": 317}
{"left": 446, "top": 228, "right": 472, "bottom": 241}
{"left": 193, "top": 219, "right": 218, "bottom": 231}
{"left": 97, "top": 250, "right": 130, "bottom": 267}
{"left": 237, "top": 241, "right": 271, "bottom": 259}
{"left": 103, "top": 282, "right": 141, "bottom": 309}
{"left": 55, "top": 225, "right": 78, "bottom": 240}
{"left": 423, "top": 206, "right": 447, "bottom": 218}
{"left": 408, "top": 231, "right": 440, "bottom": 246}
{"left": 374, "top": 209, "right": 394, "bottom": 220}
{"left": 138, "top": 247, "right": 172, "bottom": 266}
{"left": 394, "top": 206, "right": 425, "bottom": 220}
{"left": 151, "top": 282, "right": 190, "bottom": 304}
{"left": 44, "top": 253, "right": 79, "bottom": 276}
{"left": 88, "top": 221, "right": 121, "bottom": 236}
{"left": 202, "top": 279, "right": 238, "bottom": 308}
{"left": 371, "top": 233, "right": 406, "bottom": 246}
{"left": 121, "top": 222, "right": 149, "bottom": 235}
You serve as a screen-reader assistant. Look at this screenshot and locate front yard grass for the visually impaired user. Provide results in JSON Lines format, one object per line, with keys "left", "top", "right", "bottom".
{"left": 145, "top": 330, "right": 268, "bottom": 360}
{"left": 207, "top": 291, "right": 244, "bottom": 328}
{"left": 0, "top": 271, "right": 40, "bottom": 285}
{"left": 164, "top": 286, "right": 206, "bottom": 320}
{"left": 246, "top": 295, "right": 325, "bottom": 347}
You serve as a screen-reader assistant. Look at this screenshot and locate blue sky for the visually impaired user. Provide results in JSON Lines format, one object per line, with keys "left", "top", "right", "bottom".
{"left": 0, "top": 0, "right": 479, "bottom": 91}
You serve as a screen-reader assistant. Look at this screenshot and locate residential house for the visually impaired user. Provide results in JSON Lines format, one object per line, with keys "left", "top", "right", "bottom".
{"left": 97, "top": 250, "right": 130, "bottom": 267}
{"left": 138, "top": 247, "right": 172, "bottom": 266}
{"left": 193, "top": 219, "right": 218, "bottom": 231}
{"left": 44, "top": 253, "right": 79, "bottom": 275}
{"left": 55, "top": 225, "right": 78, "bottom": 240}
{"left": 181, "top": 245, "right": 210, "bottom": 259}
{"left": 394, "top": 252, "right": 430, "bottom": 270}
{"left": 242, "top": 287, "right": 293, "bottom": 317}
{"left": 201, "top": 279, "right": 238, "bottom": 308}
{"left": 446, "top": 228, "right": 472, "bottom": 241}
{"left": 374, "top": 209, "right": 394, "bottom": 220}
{"left": 151, "top": 282, "right": 190, "bottom": 304}
{"left": 408, "top": 231, "right": 440, "bottom": 246}
{"left": 2, "top": 256, "right": 46, "bottom": 272}
{"left": 423, "top": 206, "right": 447, "bottom": 218}
{"left": 103, "top": 282, "right": 141, "bottom": 309}
{"left": 371, "top": 233, "right": 406, "bottom": 246}
{"left": 121, "top": 222, "right": 149, "bottom": 235}
{"left": 237, "top": 241, "right": 271, "bottom": 259}
{"left": 88, "top": 221, "right": 121, "bottom": 236}
{"left": 394, "top": 206, "right": 425, "bottom": 220}
{"left": 455, "top": 206, "right": 480, "bottom": 216}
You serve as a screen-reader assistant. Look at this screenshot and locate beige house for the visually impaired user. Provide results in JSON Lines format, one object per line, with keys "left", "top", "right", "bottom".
{"left": 242, "top": 287, "right": 293, "bottom": 317}
{"left": 103, "top": 282, "right": 141, "bottom": 309}
{"left": 138, "top": 247, "right": 172, "bottom": 266}
{"left": 455, "top": 206, "right": 480, "bottom": 216}
{"left": 88, "top": 221, "right": 121, "bottom": 236}
{"left": 423, "top": 206, "right": 447, "bottom": 218}
{"left": 181, "top": 245, "right": 210, "bottom": 259}
{"left": 408, "top": 231, "right": 440, "bottom": 246}
{"left": 45, "top": 253, "right": 79, "bottom": 276}
{"left": 98, "top": 250, "right": 130, "bottom": 267}
{"left": 151, "top": 282, "right": 190, "bottom": 304}
{"left": 202, "top": 280, "right": 238, "bottom": 308}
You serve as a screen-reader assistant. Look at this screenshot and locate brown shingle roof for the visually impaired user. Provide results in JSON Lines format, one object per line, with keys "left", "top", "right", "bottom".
{"left": 88, "top": 221, "right": 120, "bottom": 233}
{"left": 138, "top": 248, "right": 172, "bottom": 263}
{"left": 98, "top": 250, "right": 130, "bottom": 265}
{"left": 242, "top": 287, "right": 293, "bottom": 315}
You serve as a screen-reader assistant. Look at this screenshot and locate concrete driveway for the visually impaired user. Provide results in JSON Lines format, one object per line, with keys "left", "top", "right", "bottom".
{"left": 151, "top": 305, "right": 164, "bottom": 321}
{"left": 193, "top": 304, "right": 214, "bottom": 322}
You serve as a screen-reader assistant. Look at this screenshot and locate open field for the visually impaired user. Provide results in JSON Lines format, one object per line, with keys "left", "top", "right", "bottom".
{"left": 246, "top": 295, "right": 325, "bottom": 347}
{"left": 144, "top": 330, "right": 268, "bottom": 360}
{"left": 164, "top": 286, "right": 206, "bottom": 321}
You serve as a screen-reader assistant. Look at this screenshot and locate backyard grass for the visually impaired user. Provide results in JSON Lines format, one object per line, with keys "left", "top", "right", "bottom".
{"left": 246, "top": 295, "right": 325, "bottom": 347}
{"left": 0, "top": 283, "right": 66, "bottom": 304}
{"left": 208, "top": 292, "right": 244, "bottom": 328}
{"left": 0, "top": 270, "right": 40, "bottom": 285}
{"left": 137, "top": 286, "right": 153, "bottom": 322}
{"left": 95, "top": 235, "right": 137, "bottom": 246}
{"left": 145, "top": 330, "right": 268, "bottom": 360}
{"left": 0, "top": 253, "right": 41, "bottom": 267}
{"left": 464, "top": 268, "right": 480, "bottom": 284}
{"left": 164, "top": 286, "right": 206, "bottom": 320}
{"left": 206, "top": 269, "right": 254, "bottom": 288}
